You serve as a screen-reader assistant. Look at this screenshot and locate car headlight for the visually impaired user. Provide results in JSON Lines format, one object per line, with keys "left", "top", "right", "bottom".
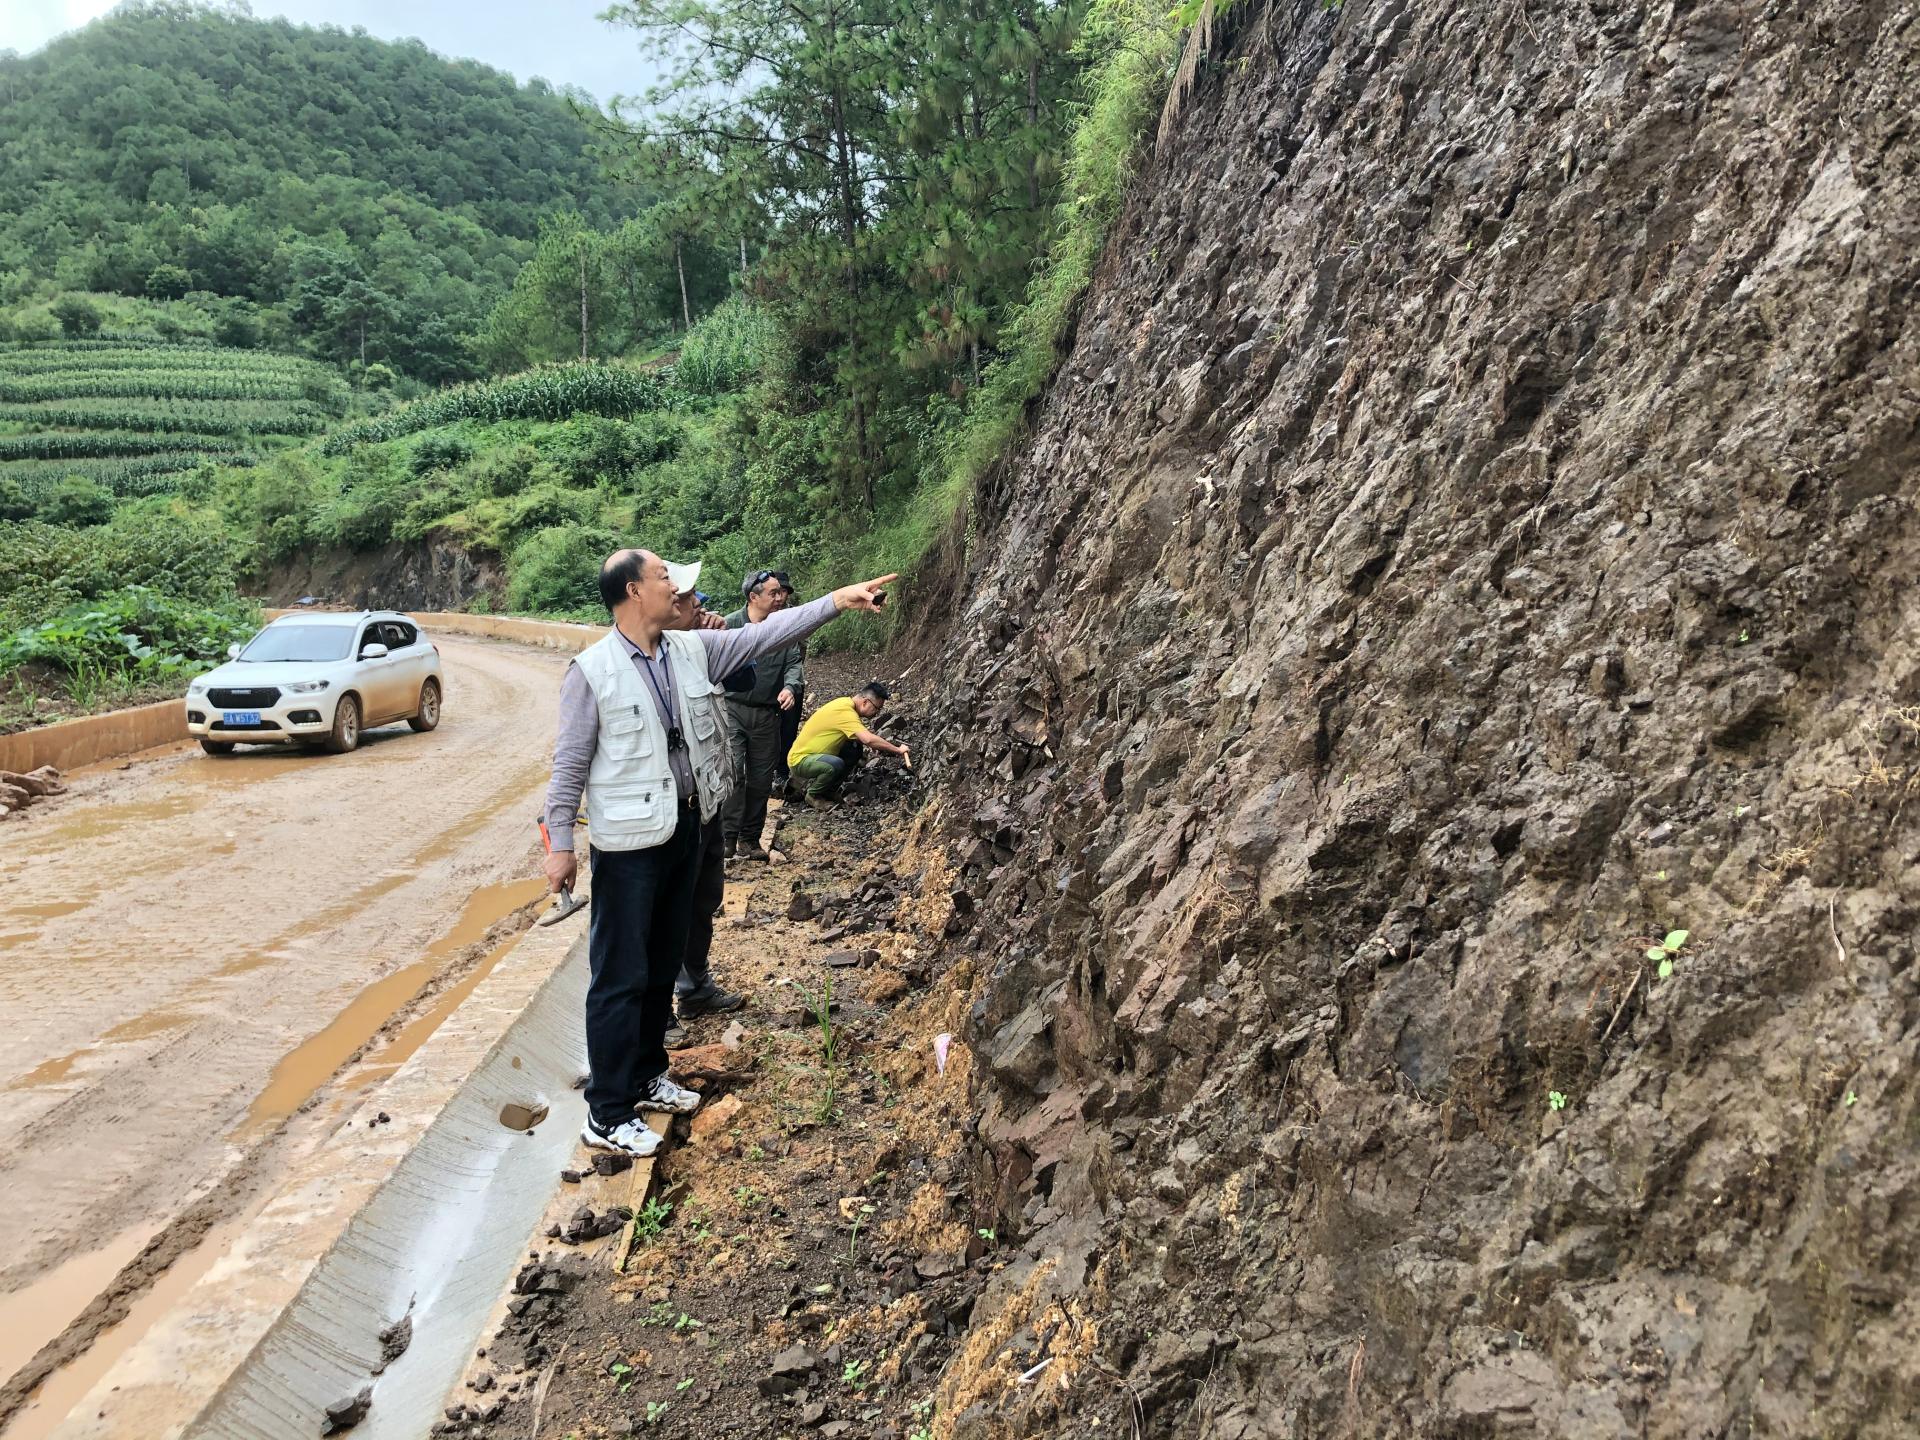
{"left": 187, "top": 680, "right": 209, "bottom": 695}
{"left": 285, "top": 679, "right": 332, "bottom": 694}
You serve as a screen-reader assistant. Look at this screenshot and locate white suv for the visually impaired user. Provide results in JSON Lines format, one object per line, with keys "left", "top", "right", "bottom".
{"left": 186, "top": 611, "right": 443, "bottom": 756}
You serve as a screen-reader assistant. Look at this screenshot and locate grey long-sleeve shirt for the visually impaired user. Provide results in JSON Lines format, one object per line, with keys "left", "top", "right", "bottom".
{"left": 542, "top": 594, "right": 838, "bottom": 852}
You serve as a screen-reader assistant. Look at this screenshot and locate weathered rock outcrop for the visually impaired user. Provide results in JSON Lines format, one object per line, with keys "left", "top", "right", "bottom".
{"left": 925, "top": 1, "right": 1919, "bottom": 1435}
{"left": 253, "top": 539, "right": 504, "bottom": 612}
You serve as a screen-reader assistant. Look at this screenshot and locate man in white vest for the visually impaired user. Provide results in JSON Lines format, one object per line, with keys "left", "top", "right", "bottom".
{"left": 541, "top": 548, "right": 896, "bottom": 1156}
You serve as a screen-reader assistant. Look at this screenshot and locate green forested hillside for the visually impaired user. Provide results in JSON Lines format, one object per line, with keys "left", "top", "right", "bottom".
{"left": 1, "top": 0, "right": 1190, "bottom": 736}
{"left": 0, "top": 0, "right": 631, "bottom": 382}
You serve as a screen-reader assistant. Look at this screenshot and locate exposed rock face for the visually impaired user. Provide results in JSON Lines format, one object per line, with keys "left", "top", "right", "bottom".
{"left": 253, "top": 540, "right": 505, "bottom": 612}
{"left": 924, "top": 1, "right": 1919, "bottom": 1435}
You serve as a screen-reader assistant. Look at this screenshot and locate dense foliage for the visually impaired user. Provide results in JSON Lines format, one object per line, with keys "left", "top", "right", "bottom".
{"left": 1, "top": 0, "right": 1190, "bottom": 725}
{"left": 0, "top": 1, "right": 632, "bottom": 381}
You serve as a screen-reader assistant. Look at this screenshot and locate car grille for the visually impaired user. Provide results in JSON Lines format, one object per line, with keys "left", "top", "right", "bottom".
{"left": 211, "top": 718, "right": 281, "bottom": 731}
{"left": 209, "top": 687, "right": 281, "bottom": 708}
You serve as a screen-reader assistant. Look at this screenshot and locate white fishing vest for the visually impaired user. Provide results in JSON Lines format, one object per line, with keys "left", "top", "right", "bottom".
{"left": 573, "top": 627, "right": 733, "bottom": 850}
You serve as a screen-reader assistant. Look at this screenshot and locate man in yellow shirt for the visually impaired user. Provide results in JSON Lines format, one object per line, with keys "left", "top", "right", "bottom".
{"left": 786, "top": 681, "right": 910, "bottom": 808}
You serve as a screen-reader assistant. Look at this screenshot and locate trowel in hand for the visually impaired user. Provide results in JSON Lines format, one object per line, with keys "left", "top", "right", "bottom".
{"left": 535, "top": 816, "right": 587, "bottom": 926}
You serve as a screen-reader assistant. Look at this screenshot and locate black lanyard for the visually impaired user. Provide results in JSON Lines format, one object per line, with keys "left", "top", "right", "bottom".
{"left": 636, "top": 647, "right": 687, "bottom": 753}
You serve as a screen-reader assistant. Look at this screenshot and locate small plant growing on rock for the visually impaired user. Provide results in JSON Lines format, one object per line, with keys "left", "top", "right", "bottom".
{"left": 1647, "top": 929, "right": 1690, "bottom": 979}
{"left": 1547, "top": 1090, "right": 1568, "bottom": 1112}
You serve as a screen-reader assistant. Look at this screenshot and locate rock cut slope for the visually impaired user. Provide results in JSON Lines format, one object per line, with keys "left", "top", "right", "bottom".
{"left": 924, "top": 0, "right": 1919, "bottom": 1434}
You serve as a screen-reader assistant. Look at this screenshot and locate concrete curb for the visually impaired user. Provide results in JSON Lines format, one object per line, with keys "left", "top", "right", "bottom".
{"left": 0, "top": 700, "right": 184, "bottom": 774}
{"left": 59, "top": 895, "right": 594, "bottom": 1440}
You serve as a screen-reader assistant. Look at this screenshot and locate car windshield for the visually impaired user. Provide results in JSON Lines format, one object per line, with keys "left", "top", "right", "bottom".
{"left": 239, "top": 626, "right": 354, "bottom": 663}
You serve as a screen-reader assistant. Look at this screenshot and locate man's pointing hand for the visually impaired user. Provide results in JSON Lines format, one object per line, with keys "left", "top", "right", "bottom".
{"left": 830, "top": 573, "right": 899, "bottom": 614}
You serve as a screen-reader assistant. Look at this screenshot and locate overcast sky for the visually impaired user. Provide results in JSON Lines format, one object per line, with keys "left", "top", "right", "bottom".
{"left": 3, "top": 0, "right": 664, "bottom": 106}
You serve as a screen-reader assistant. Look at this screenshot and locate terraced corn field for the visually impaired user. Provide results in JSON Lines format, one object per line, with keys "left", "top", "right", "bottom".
{"left": 0, "top": 339, "right": 350, "bottom": 501}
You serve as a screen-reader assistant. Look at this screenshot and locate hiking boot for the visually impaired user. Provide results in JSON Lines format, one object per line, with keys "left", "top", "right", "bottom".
{"left": 739, "top": 844, "right": 770, "bottom": 862}
{"left": 637, "top": 1073, "right": 703, "bottom": 1116}
{"left": 664, "top": 1021, "right": 690, "bottom": 1050}
{"left": 805, "top": 793, "right": 835, "bottom": 811}
{"left": 582, "top": 1115, "right": 663, "bottom": 1157}
{"left": 723, "top": 836, "right": 738, "bottom": 859}
{"left": 679, "top": 984, "right": 746, "bottom": 1019}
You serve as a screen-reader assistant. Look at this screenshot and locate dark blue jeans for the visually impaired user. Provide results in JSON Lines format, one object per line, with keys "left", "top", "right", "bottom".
{"left": 586, "top": 804, "right": 701, "bottom": 1128}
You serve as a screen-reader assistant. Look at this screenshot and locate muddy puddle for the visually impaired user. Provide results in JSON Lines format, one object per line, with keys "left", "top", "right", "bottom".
{"left": 241, "top": 875, "right": 546, "bottom": 1134}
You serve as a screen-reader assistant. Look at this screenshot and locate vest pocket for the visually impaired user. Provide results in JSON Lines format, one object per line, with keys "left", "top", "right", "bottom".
{"left": 596, "top": 777, "right": 671, "bottom": 825}
{"left": 603, "top": 711, "right": 656, "bottom": 756}
{"left": 688, "top": 696, "right": 720, "bottom": 742}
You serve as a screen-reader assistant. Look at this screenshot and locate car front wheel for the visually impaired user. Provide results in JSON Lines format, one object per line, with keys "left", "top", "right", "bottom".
{"left": 324, "top": 693, "right": 361, "bottom": 755}
{"left": 199, "top": 738, "right": 236, "bottom": 756}
{"left": 408, "top": 677, "right": 442, "bottom": 733}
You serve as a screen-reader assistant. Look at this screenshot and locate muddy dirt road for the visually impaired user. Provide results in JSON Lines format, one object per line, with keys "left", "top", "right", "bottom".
{"left": 0, "top": 634, "right": 569, "bottom": 1414}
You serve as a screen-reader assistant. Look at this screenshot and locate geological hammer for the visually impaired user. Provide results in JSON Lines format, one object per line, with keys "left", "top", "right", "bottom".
{"left": 535, "top": 815, "right": 587, "bottom": 926}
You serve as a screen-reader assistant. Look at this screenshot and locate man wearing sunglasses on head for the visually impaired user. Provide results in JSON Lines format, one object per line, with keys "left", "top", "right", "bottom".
{"left": 721, "top": 568, "right": 805, "bottom": 862}
{"left": 540, "top": 550, "right": 895, "bottom": 1158}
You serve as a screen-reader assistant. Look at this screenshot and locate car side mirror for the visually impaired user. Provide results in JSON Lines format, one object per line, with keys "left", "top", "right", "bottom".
{"left": 227, "top": 643, "right": 241, "bottom": 659}
{"left": 360, "top": 642, "right": 390, "bottom": 659}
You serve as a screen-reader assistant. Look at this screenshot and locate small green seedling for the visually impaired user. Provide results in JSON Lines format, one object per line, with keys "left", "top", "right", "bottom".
{"left": 645, "top": 1400, "right": 670, "bottom": 1426}
{"left": 1845, "top": 1090, "right": 1858, "bottom": 1107}
{"left": 675, "top": 1378, "right": 695, "bottom": 1392}
{"left": 977, "top": 1227, "right": 996, "bottom": 1244}
{"left": 609, "top": 1360, "right": 634, "bottom": 1393}
{"left": 673, "top": 1312, "right": 703, "bottom": 1332}
{"left": 848, "top": 1202, "right": 877, "bottom": 1261}
{"left": 843, "top": 1358, "right": 870, "bottom": 1389}
{"left": 1738, "top": 629, "right": 1750, "bottom": 644}
{"left": 1647, "top": 929, "right": 1690, "bottom": 979}
{"left": 1547, "top": 1090, "right": 1568, "bottom": 1112}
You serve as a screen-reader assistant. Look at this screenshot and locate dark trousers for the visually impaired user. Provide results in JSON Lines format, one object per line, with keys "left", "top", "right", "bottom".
{"left": 585, "top": 807, "right": 701, "bottom": 1128}
{"left": 676, "top": 813, "right": 725, "bottom": 999}
{"left": 776, "top": 688, "right": 803, "bottom": 781}
{"left": 723, "top": 702, "right": 783, "bottom": 847}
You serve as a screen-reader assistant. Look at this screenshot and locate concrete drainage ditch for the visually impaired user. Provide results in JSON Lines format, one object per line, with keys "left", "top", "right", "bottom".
{"left": 53, "top": 897, "right": 593, "bottom": 1440}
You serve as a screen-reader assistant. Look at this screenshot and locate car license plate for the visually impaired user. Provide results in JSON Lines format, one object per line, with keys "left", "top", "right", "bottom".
{"left": 222, "top": 710, "right": 262, "bottom": 726}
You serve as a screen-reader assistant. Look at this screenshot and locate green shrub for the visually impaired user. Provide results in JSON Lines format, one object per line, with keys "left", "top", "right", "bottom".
{"left": 504, "top": 482, "right": 598, "bottom": 540}
{"left": 410, "top": 430, "right": 476, "bottom": 478}
{"left": 145, "top": 264, "right": 193, "bottom": 301}
{"left": 38, "top": 475, "right": 115, "bottom": 527}
{"left": 506, "top": 523, "right": 619, "bottom": 616}
{"left": 52, "top": 295, "right": 103, "bottom": 338}
{"left": 0, "top": 475, "right": 32, "bottom": 522}
{"left": 470, "top": 442, "right": 541, "bottom": 497}
{"left": 540, "top": 413, "right": 685, "bottom": 486}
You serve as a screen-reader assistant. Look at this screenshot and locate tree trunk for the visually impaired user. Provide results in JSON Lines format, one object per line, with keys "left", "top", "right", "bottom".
{"left": 677, "top": 240, "right": 691, "bottom": 330}
{"left": 358, "top": 316, "right": 366, "bottom": 370}
{"left": 578, "top": 244, "right": 589, "bottom": 360}
{"left": 739, "top": 233, "right": 748, "bottom": 278}
{"left": 1027, "top": 59, "right": 1042, "bottom": 210}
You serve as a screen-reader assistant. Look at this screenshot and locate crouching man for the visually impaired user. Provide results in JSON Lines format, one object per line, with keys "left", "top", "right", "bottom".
{"left": 541, "top": 549, "right": 895, "bottom": 1157}
{"left": 786, "top": 681, "right": 909, "bottom": 808}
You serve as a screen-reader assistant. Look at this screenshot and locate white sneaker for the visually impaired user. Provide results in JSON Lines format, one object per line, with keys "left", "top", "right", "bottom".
{"left": 638, "top": 1073, "right": 702, "bottom": 1115}
{"left": 582, "top": 1116, "right": 663, "bottom": 1157}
